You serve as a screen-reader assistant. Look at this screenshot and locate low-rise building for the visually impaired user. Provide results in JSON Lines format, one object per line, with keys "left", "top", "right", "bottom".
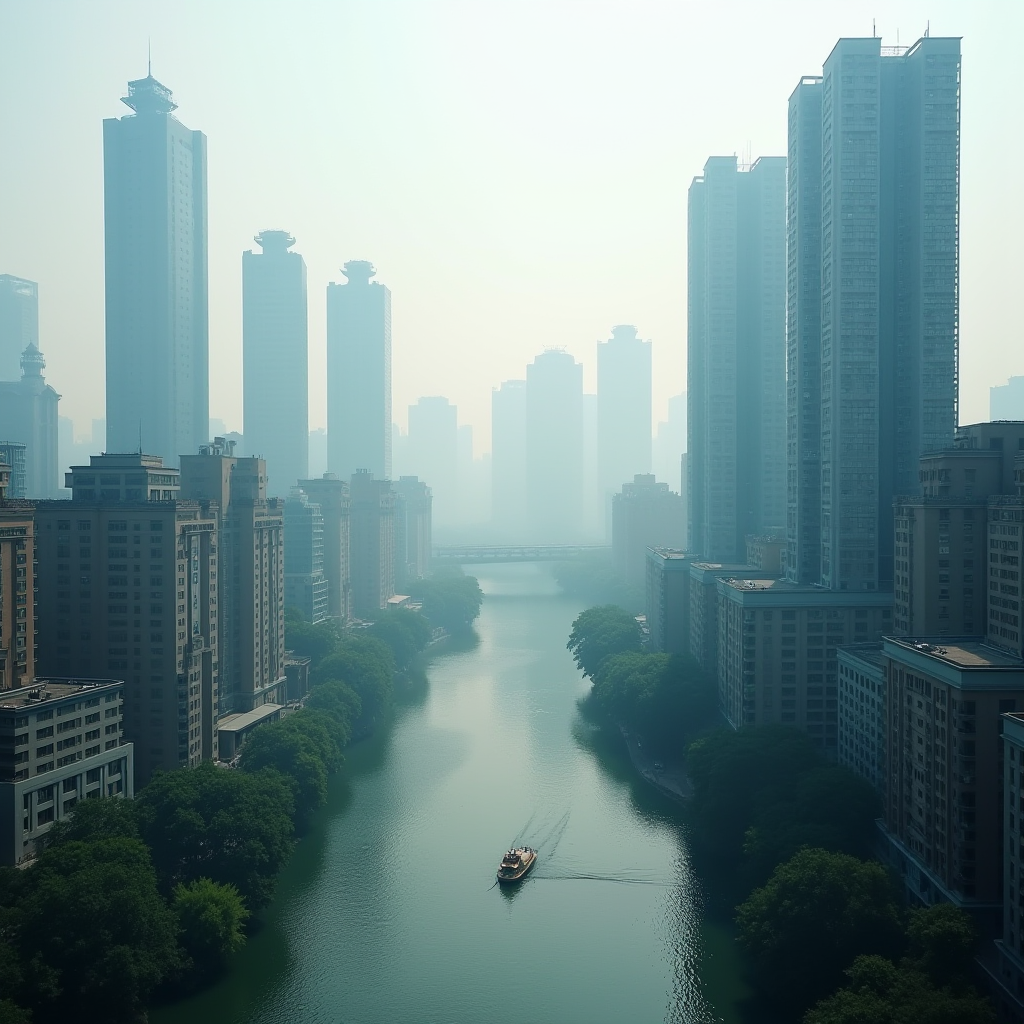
{"left": 0, "top": 677, "right": 133, "bottom": 865}
{"left": 645, "top": 548, "right": 694, "bottom": 655}
{"left": 837, "top": 642, "right": 886, "bottom": 792}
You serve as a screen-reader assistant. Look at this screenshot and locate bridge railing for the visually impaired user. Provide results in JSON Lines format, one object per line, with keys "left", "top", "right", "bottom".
{"left": 431, "top": 544, "right": 610, "bottom": 563}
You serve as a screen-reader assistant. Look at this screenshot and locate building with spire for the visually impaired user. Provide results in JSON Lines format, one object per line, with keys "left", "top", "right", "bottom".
{"left": 243, "top": 231, "right": 308, "bottom": 494}
{"left": 0, "top": 343, "right": 61, "bottom": 497}
{"left": 326, "top": 261, "right": 392, "bottom": 481}
{"left": 103, "top": 71, "right": 208, "bottom": 464}
{"left": 0, "top": 275, "right": 38, "bottom": 382}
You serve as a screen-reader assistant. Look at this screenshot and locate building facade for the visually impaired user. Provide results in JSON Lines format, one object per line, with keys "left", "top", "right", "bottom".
{"left": 992, "top": 379, "right": 1024, "bottom": 423}
{"left": 0, "top": 678, "right": 133, "bottom": 865}
{"left": 688, "top": 562, "right": 763, "bottom": 678}
{"left": 284, "top": 489, "right": 328, "bottom": 625}
{"left": 0, "top": 344, "right": 61, "bottom": 497}
{"left": 0, "top": 275, "right": 38, "bottom": 382}
{"left": 837, "top": 643, "right": 886, "bottom": 792}
{"left": 0, "top": 444, "right": 26, "bottom": 500}
{"left": 35, "top": 454, "right": 218, "bottom": 786}
{"left": 687, "top": 155, "right": 787, "bottom": 562}
{"left": 645, "top": 548, "right": 694, "bottom": 656}
{"left": 298, "top": 474, "right": 351, "bottom": 622}
{"left": 242, "top": 231, "right": 308, "bottom": 495}
{"left": 326, "top": 261, "right": 392, "bottom": 480}
{"left": 394, "top": 476, "right": 432, "bottom": 591}
{"left": 0, "top": 490, "right": 35, "bottom": 690}
{"left": 349, "top": 471, "right": 395, "bottom": 619}
{"left": 611, "top": 475, "right": 684, "bottom": 589}
{"left": 407, "top": 397, "right": 458, "bottom": 528}
{"left": 103, "top": 73, "right": 208, "bottom": 463}
{"left": 994, "top": 712, "right": 1024, "bottom": 1018}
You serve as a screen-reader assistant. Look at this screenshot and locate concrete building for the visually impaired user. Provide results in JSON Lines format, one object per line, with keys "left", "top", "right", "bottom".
{"left": 491, "top": 379, "right": 527, "bottom": 539}
{"left": 0, "top": 485, "right": 35, "bottom": 690}
{"left": 645, "top": 548, "right": 695, "bottom": 656}
{"left": 394, "top": 476, "right": 432, "bottom": 591}
{"left": 880, "top": 636, "right": 1024, "bottom": 915}
{"left": 103, "top": 72, "right": 208, "bottom": 464}
{"left": 716, "top": 578, "right": 891, "bottom": 753}
{"left": 0, "top": 677, "right": 133, "bottom": 865}
{"left": 526, "top": 351, "right": 583, "bottom": 543}
{"left": 597, "top": 325, "right": 652, "bottom": 534}
{"left": 180, "top": 441, "right": 286, "bottom": 714}
{"left": 242, "top": 231, "right": 308, "bottom": 495}
{"left": 407, "top": 397, "right": 457, "bottom": 528}
{"left": 788, "top": 37, "right": 961, "bottom": 592}
{"left": 653, "top": 393, "right": 686, "bottom": 495}
{"left": 297, "top": 475, "right": 351, "bottom": 623}
{"left": 688, "top": 155, "right": 786, "bottom": 563}
{"left": 612, "top": 475, "right": 684, "bottom": 589}
{"left": 284, "top": 489, "right": 328, "bottom": 625}
{"left": 992, "top": 378, "right": 1024, "bottom": 423}
{"left": 0, "top": 344, "right": 61, "bottom": 497}
{"left": 326, "top": 261, "right": 391, "bottom": 480}
{"left": 0, "top": 275, "right": 38, "bottom": 382}
{"left": 34, "top": 454, "right": 219, "bottom": 786}
{"left": 0, "top": 443, "right": 26, "bottom": 499}
{"left": 745, "top": 533, "right": 786, "bottom": 575}
{"left": 993, "top": 712, "right": 1024, "bottom": 1018}
{"left": 688, "top": 562, "right": 764, "bottom": 679}
{"left": 349, "top": 470, "right": 396, "bottom": 619}
{"left": 837, "top": 643, "right": 886, "bottom": 793}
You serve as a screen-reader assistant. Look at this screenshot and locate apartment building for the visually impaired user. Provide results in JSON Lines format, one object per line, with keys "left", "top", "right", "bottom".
{"left": 394, "top": 476, "right": 431, "bottom": 592}
{"left": 716, "top": 578, "right": 891, "bottom": 753}
{"left": 298, "top": 474, "right": 351, "bottom": 622}
{"left": 34, "top": 454, "right": 218, "bottom": 786}
{"left": 349, "top": 470, "right": 395, "bottom": 619}
{"left": 645, "top": 548, "right": 694, "bottom": 656}
{"left": 837, "top": 643, "right": 886, "bottom": 792}
{"left": 0, "top": 469, "right": 34, "bottom": 689}
{"left": 0, "top": 677, "right": 133, "bottom": 865}
{"left": 689, "top": 562, "right": 763, "bottom": 676}
{"left": 283, "top": 489, "right": 328, "bottom": 625}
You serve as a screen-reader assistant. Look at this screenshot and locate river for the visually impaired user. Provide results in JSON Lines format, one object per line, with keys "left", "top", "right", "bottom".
{"left": 154, "top": 562, "right": 749, "bottom": 1024}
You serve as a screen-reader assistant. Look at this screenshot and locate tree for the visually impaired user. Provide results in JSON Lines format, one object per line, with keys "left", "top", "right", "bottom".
{"left": 905, "top": 904, "right": 980, "bottom": 990}
{"left": 135, "top": 761, "right": 294, "bottom": 910}
{"left": 566, "top": 605, "right": 643, "bottom": 679}
{"left": 305, "top": 679, "right": 362, "bottom": 738}
{"left": 554, "top": 552, "right": 643, "bottom": 612}
{"left": 312, "top": 635, "right": 394, "bottom": 728}
{"left": 40, "top": 796, "right": 139, "bottom": 848}
{"left": 0, "top": 1001, "right": 31, "bottom": 1024}
{"left": 283, "top": 614, "right": 345, "bottom": 667}
{"left": 407, "top": 574, "right": 483, "bottom": 633}
{"left": 367, "top": 608, "right": 433, "bottom": 671}
{"left": 16, "top": 837, "right": 180, "bottom": 1024}
{"left": 736, "top": 848, "right": 904, "bottom": 1013}
{"left": 173, "top": 878, "right": 249, "bottom": 976}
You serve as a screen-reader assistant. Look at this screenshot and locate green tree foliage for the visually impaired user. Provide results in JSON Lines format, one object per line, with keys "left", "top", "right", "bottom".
{"left": 0, "top": 1000, "right": 31, "bottom": 1024}
{"left": 305, "top": 678, "right": 362, "bottom": 735}
{"left": 736, "top": 848, "right": 905, "bottom": 1014}
{"left": 15, "top": 837, "right": 179, "bottom": 1024}
{"left": 407, "top": 574, "right": 483, "bottom": 634}
{"left": 40, "top": 795, "right": 139, "bottom": 848}
{"left": 283, "top": 614, "right": 345, "bottom": 667}
{"left": 904, "top": 903, "right": 980, "bottom": 990}
{"left": 173, "top": 878, "right": 249, "bottom": 975}
{"left": 566, "top": 605, "right": 643, "bottom": 679}
{"left": 135, "top": 761, "right": 294, "bottom": 910}
{"left": 312, "top": 635, "right": 394, "bottom": 728}
{"left": 367, "top": 608, "right": 433, "bottom": 671}
{"left": 804, "top": 953, "right": 996, "bottom": 1024}
{"left": 554, "top": 552, "right": 643, "bottom": 612}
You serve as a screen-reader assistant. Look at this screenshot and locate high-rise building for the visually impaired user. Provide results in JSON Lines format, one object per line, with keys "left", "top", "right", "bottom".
{"left": 687, "top": 155, "right": 787, "bottom": 563}
{"left": 35, "top": 454, "right": 219, "bottom": 786}
{"left": 991, "top": 378, "right": 1024, "bottom": 422}
{"left": 491, "top": 380, "right": 527, "bottom": 539}
{"left": 349, "top": 471, "right": 396, "bottom": 619}
{"left": 0, "top": 344, "right": 61, "bottom": 497}
{"left": 298, "top": 474, "right": 351, "bottom": 623}
{"left": 836, "top": 643, "right": 886, "bottom": 792}
{"left": 526, "top": 351, "right": 584, "bottom": 543}
{"left": 597, "top": 325, "right": 652, "bottom": 533}
{"left": 394, "top": 476, "right": 432, "bottom": 590}
{"left": 243, "top": 231, "right": 308, "bottom": 495}
{"left": 326, "top": 261, "right": 391, "bottom": 480}
{"left": 653, "top": 393, "right": 686, "bottom": 493}
{"left": 786, "top": 77, "right": 824, "bottom": 585}
{"left": 180, "top": 441, "right": 287, "bottom": 714}
{"left": 0, "top": 476, "right": 35, "bottom": 690}
{"left": 283, "top": 489, "right": 328, "bottom": 625}
{"left": 0, "top": 275, "right": 38, "bottom": 381}
{"left": 645, "top": 548, "right": 695, "bottom": 656}
{"left": 0, "top": 444, "right": 26, "bottom": 500}
{"left": 611, "top": 475, "right": 684, "bottom": 588}
{"left": 788, "top": 37, "right": 961, "bottom": 592}
{"left": 103, "top": 73, "right": 208, "bottom": 464}
{"left": 996, "top": 713, "right": 1024, "bottom": 1014}
{"left": 407, "top": 397, "right": 458, "bottom": 528}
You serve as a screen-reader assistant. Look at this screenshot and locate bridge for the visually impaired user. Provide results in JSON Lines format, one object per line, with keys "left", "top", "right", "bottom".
{"left": 431, "top": 544, "right": 610, "bottom": 564}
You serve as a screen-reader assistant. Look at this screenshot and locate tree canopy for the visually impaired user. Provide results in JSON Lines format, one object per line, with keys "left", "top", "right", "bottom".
{"left": 566, "top": 605, "right": 644, "bottom": 679}
{"left": 312, "top": 634, "right": 395, "bottom": 729}
{"left": 407, "top": 574, "right": 483, "bottom": 634}
{"left": 173, "top": 877, "right": 249, "bottom": 977}
{"left": 367, "top": 608, "right": 433, "bottom": 671}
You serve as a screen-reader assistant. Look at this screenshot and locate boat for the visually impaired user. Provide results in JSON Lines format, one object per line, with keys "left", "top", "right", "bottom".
{"left": 497, "top": 846, "right": 537, "bottom": 883}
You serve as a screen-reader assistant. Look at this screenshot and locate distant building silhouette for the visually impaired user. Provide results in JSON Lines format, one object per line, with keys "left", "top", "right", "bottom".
{"left": 243, "top": 231, "right": 308, "bottom": 494}
{"left": 0, "top": 275, "right": 38, "bottom": 381}
{"left": 327, "top": 261, "right": 391, "bottom": 480}
{"left": 394, "top": 476, "right": 432, "bottom": 590}
{"left": 526, "top": 351, "right": 583, "bottom": 543}
{"left": 308, "top": 428, "right": 328, "bottom": 478}
{"left": 991, "top": 377, "right": 1024, "bottom": 422}
{"left": 611, "top": 474, "right": 684, "bottom": 588}
{"left": 284, "top": 489, "right": 329, "bottom": 625}
{"left": 349, "top": 471, "right": 396, "bottom": 619}
{"left": 407, "top": 397, "right": 458, "bottom": 527}
{"left": 0, "top": 344, "right": 61, "bottom": 497}
{"left": 597, "top": 325, "right": 652, "bottom": 535}
{"left": 653, "top": 393, "right": 686, "bottom": 493}
{"left": 688, "top": 155, "right": 786, "bottom": 563}
{"left": 491, "top": 379, "right": 527, "bottom": 539}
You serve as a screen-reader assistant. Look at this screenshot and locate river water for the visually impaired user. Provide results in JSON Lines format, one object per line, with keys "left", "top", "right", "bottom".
{"left": 155, "top": 562, "right": 748, "bottom": 1024}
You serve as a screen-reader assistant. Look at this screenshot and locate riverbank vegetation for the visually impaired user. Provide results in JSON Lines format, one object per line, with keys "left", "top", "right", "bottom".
{"left": 0, "top": 589, "right": 483, "bottom": 1024}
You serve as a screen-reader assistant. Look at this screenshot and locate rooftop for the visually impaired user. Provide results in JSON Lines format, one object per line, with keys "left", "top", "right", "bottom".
{"left": 884, "top": 636, "right": 1024, "bottom": 670}
{"left": 0, "top": 678, "right": 122, "bottom": 710}
{"left": 837, "top": 642, "right": 886, "bottom": 669}
{"left": 216, "top": 703, "right": 283, "bottom": 734}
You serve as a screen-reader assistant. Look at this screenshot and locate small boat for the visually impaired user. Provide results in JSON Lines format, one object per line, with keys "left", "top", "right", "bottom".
{"left": 497, "top": 846, "right": 537, "bottom": 883}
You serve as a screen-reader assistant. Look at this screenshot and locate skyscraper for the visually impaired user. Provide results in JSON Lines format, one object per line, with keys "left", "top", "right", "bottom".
{"left": 597, "top": 325, "right": 652, "bottom": 531}
{"left": 407, "top": 397, "right": 458, "bottom": 527}
{"left": 687, "top": 155, "right": 787, "bottom": 563}
{"left": 348, "top": 471, "right": 396, "bottom": 619}
{"left": 526, "top": 351, "right": 583, "bottom": 542}
{"left": 788, "top": 36, "right": 961, "bottom": 591}
{"left": 326, "top": 261, "right": 391, "bottom": 480}
{"left": 243, "top": 231, "right": 308, "bottom": 495}
{"left": 491, "top": 379, "right": 527, "bottom": 539}
{"left": 0, "top": 344, "right": 60, "bottom": 497}
{"left": 0, "top": 275, "right": 38, "bottom": 381}
{"left": 103, "top": 72, "right": 208, "bottom": 464}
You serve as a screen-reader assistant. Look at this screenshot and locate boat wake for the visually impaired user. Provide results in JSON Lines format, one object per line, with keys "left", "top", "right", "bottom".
{"left": 532, "top": 872, "right": 675, "bottom": 886}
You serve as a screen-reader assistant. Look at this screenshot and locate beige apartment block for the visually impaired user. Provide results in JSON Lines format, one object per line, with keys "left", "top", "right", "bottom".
{"left": 0, "top": 468, "right": 34, "bottom": 689}
{"left": 716, "top": 578, "right": 892, "bottom": 755}
{"left": 298, "top": 474, "right": 351, "bottom": 622}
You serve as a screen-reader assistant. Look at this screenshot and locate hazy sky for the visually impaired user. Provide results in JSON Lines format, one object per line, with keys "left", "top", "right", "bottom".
{"left": 1, "top": 0, "right": 1020, "bottom": 452}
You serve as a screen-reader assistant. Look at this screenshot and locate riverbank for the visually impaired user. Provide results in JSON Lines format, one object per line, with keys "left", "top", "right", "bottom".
{"left": 619, "top": 723, "right": 693, "bottom": 802}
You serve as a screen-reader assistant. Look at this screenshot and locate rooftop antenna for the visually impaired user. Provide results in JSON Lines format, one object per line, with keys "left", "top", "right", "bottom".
{"left": 147, "top": 37, "right": 152, "bottom": 77}
{"left": 872, "top": 18, "right": 876, "bottom": 38}
{"left": 926, "top": 20, "right": 930, "bottom": 37}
